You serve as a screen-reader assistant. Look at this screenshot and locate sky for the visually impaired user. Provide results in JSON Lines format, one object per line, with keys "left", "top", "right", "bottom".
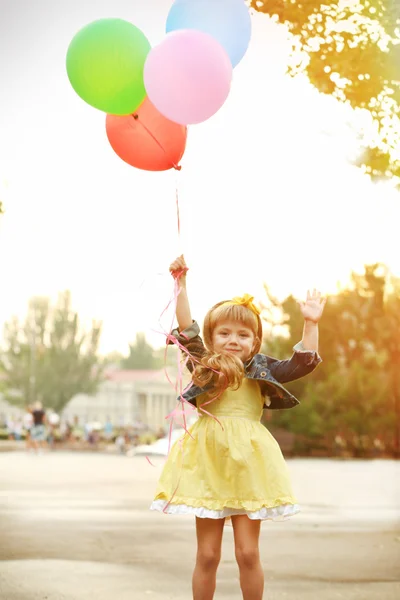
{"left": 0, "top": 0, "right": 399, "bottom": 355}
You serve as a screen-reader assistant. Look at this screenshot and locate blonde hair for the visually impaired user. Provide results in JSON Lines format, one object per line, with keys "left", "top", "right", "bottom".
{"left": 192, "top": 301, "right": 262, "bottom": 397}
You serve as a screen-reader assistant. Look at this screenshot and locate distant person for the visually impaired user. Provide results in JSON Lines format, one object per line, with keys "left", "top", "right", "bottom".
{"left": 84, "top": 421, "right": 92, "bottom": 443}
{"left": 104, "top": 418, "right": 114, "bottom": 442}
{"left": 13, "top": 418, "right": 23, "bottom": 441}
{"left": 334, "top": 433, "right": 346, "bottom": 457}
{"left": 59, "top": 420, "right": 73, "bottom": 447}
{"left": 150, "top": 255, "right": 325, "bottom": 600}
{"left": 115, "top": 433, "right": 126, "bottom": 455}
{"left": 156, "top": 427, "right": 165, "bottom": 440}
{"left": 30, "top": 401, "right": 47, "bottom": 453}
{"left": 23, "top": 406, "right": 34, "bottom": 451}
{"left": 47, "top": 410, "right": 60, "bottom": 450}
{"left": 6, "top": 415, "right": 15, "bottom": 439}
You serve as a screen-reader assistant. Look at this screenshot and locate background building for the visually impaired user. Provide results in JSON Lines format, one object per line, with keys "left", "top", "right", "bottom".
{"left": 62, "top": 368, "right": 192, "bottom": 431}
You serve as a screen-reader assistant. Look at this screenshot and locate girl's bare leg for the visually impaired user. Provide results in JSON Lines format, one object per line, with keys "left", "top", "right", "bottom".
{"left": 192, "top": 517, "right": 225, "bottom": 600}
{"left": 232, "top": 515, "right": 264, "bottom": 600}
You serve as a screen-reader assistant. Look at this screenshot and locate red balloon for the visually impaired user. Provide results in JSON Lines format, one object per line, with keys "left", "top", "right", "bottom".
{"left": 106, "top": 97, "right": 187, "bottom": 171}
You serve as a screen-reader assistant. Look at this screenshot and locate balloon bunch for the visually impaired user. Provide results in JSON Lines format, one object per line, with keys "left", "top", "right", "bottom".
{"left": 66, "top": 0, "right": 252, "bottom": 172}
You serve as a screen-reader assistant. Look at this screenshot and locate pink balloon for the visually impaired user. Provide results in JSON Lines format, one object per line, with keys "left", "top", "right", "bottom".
{"left": 144, "top": 29, "right": 233, "bottom": 125}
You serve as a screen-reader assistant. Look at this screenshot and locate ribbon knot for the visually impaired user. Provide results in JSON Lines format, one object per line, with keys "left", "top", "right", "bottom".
{"left": 226, "top": 294, "right": 261, "bottom": 316}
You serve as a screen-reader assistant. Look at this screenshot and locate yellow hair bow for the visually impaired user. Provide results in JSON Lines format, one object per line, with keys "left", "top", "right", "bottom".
{"left": 224, "top": 294, "right": 261, "bottom": 316}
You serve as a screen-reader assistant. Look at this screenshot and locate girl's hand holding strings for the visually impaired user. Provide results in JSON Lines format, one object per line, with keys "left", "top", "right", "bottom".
{"left": 170, "top": 255, "right": 192, "bottom": 331}
{"left": 169, "top": 255, "right": 189, "bottom": 287}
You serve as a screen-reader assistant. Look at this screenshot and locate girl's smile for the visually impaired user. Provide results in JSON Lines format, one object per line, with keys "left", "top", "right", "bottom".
{"left": 212, "top": 320, "right": 256, "bottom": 362}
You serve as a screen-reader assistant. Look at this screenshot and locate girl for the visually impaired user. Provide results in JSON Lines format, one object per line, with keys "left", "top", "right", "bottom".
{"left": 151, "top": 255, "right": 325, "bottom": 600}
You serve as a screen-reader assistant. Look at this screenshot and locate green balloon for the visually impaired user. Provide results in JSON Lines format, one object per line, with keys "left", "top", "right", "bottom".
{"left": 66, "top": 18, "right": 151, "bottom": 115}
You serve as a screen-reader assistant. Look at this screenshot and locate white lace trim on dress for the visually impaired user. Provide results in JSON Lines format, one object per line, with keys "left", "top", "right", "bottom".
{"left": 150, "top": 500, "right": 300, "bottom": 521}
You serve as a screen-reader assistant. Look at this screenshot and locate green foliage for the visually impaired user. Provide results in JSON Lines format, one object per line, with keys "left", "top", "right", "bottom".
{"left": 250, "top": 0, "right": 400, "bottom": 184}
{"left": 103, "top": 350, "right": 125, "bottom": 367}
{"left": 0, "top": 291, "right": 103, "bottom": 413}
{"left": 120, "top": 333, "right": 157, "bottom": 369}
{"left": 155, "top": 344, "right": 180, "bottom": 369}
{"left": 261, "top": 263, "right": 400, "bottom": 455}
{"left": 120, "top": 333, "right": 178, "bottom": 370}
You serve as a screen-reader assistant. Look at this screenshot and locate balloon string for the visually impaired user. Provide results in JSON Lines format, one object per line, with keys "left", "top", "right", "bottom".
{"left": 176, "top": 179, "right": 181, "bottom": 241}
{"left": 149, "top": 271, "right": 225, "bottom": 513}
{"left": 132, "top": 114, "right": 182, "bottom": 171}
{"left": 173, "top": 169, "right": 182, "bottom": 255}
{"left": 132, "top": 114, "right": 182, "bottom": 246}
{"left": 133, "top": 133, "right": 223, "bottom": 508}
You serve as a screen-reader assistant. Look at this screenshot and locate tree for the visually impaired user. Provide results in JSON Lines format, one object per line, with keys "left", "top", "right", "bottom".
{"left": 121, "top": 332, "right": 163, "bottom": 369}
{"left": 0, "top": 291, "right": 103, "bottom": 413}
{"left": 350, "top": 264, "right": 400, "bottom": 455}
{"left": 103, "top": 350, "right": 125, "bottom": 367}
{"left": 260, "top": 264, "right": 400, "bottom": 455}
{"left": 155, "top": 343, "right": 180, "bottom": 369}
{"left": 250, "top": 0, "right": 400, "bottom": 184}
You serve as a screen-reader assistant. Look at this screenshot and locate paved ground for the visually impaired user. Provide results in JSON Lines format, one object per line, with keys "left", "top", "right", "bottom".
{"left": 0, "top": 452, "right": 399, "bottom": 599}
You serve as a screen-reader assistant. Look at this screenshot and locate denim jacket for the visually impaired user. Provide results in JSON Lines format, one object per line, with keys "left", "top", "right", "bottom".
{"left": 171, "top": 321, "right": 322, "bottom": 410}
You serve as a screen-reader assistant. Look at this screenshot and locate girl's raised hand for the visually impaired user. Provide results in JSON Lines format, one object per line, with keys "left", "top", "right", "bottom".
{"left": 298, "top": 289, "right": 326, "bottom": 323}
{"left": 169, "top": 254, "right": 188, "bottom": 281}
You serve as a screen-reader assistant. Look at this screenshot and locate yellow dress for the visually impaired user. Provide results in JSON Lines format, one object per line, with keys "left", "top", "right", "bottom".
{"left": 150, "top": 378, "right": 300, "bottom": 521}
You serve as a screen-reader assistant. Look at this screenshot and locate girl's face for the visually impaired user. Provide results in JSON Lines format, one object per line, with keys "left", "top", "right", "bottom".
{"left": 212, "top": 320, "right": 256, "bottom": 362}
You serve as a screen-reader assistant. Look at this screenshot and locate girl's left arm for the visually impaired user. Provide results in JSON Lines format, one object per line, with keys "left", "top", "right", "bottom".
{"left": 298, "top": 289, "right": 326, "bottom": 352}
{"left": 267, "top": 290, "right": 326, "bottom": 383}
{"left": 298, "top": 320, "right": 319, "bottom": 352}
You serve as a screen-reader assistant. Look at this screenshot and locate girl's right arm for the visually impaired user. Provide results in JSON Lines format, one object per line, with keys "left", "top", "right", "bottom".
{"left": 170, "top": 255, "right": 192, "bottom": 331}
{"left": 169, "top": 255, "right": 206, "bottom": 372}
